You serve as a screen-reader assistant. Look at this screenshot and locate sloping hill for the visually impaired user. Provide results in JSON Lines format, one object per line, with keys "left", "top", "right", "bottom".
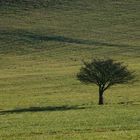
{"left": 0, "top": 0, "right": 139, "bottom": 54}
{"left": 0, "top": 0, "right": 140, "bottom": 139}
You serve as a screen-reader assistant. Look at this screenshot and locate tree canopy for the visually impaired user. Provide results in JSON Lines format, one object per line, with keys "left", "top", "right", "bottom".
{"left": 77, "top": 59, "right": 135, "bottom": 105}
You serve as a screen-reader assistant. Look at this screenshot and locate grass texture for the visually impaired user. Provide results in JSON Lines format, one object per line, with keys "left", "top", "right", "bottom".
{"left": 0, "top": 0, "right": 140, "bottom": 139}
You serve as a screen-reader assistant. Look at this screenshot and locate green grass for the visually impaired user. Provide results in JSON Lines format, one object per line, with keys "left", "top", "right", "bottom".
{"left": 0, "top": 0, "right": 140, "bottom": 139}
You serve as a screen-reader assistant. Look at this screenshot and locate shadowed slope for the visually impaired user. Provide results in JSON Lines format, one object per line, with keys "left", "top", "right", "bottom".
{"left": 0, "top": 29, "right": 138, "bottom": 48}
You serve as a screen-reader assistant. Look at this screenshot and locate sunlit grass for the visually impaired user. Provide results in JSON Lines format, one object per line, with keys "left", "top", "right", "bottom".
{"left": 0, "top": 0, "right": 140, "bottom": 139}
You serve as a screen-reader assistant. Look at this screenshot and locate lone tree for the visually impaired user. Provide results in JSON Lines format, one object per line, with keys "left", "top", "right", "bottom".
{"left": 77, "top": 59, "right": 134, "bottom": 105}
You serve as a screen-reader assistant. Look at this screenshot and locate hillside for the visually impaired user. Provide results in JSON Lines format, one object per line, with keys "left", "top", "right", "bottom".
{"left": 0, "top": 0, "right": 139, "bottom": 53}
{"left": 0, "top": 0, "right": 140, "bottom": 139}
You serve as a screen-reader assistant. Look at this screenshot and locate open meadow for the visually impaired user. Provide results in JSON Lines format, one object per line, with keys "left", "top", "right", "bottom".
{"left": 0, "top": 0, "right": 140, "bottom": 139}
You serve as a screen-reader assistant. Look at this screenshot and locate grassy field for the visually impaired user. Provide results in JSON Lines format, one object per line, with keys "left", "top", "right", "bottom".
{"left": 0, "top": 0, "right": 140, "bottom": 139}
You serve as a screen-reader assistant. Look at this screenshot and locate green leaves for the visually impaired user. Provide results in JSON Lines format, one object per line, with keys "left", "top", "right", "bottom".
{"left": 77, "top": 59, "right": 135, "bottom": 91}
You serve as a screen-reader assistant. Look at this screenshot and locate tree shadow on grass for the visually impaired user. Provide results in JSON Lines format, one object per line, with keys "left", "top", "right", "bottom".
{"left": 0, "top": 105, "right": 86, "bottom": 115}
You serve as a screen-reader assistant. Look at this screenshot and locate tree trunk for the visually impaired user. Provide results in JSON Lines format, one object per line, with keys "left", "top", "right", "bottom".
{"left": 99, "top": 90, "right": 104, "bottom": 105}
